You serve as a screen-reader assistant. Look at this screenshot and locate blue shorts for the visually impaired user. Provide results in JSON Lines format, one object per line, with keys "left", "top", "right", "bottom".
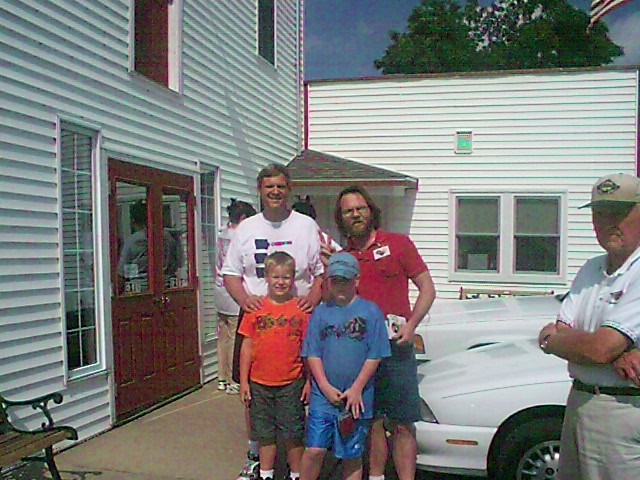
{"left": 374, "top": 342, "right": 422, "bottom": 423}
{"left": 305, "top": 409, "right": 371, "bottom": 459}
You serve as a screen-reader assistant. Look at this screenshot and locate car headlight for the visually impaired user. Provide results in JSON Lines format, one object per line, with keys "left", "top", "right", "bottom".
{"left": 420, "top": 398, "right": 438, "bottom": 423}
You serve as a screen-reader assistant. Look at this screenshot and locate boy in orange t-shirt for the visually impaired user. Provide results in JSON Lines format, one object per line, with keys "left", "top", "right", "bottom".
{"left": 238, "top": 251, "right": 310, "bottom": 480}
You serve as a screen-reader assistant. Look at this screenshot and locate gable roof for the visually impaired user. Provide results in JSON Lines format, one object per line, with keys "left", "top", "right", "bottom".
{"left": 287, "top": 149, "right": 418, "bottom": 189}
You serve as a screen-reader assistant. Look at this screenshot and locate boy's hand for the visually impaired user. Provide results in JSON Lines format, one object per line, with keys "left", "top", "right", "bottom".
{"left": 239, "top": 383, "right": 251, "bottom": 407}
{"left": 321, "top": 385, "right": 343, "bottom": 406}
{"left": 241, "top": 295, "right": 263, "bottom": 313}
{"left": 339, "top": 387, "right": 365, "bottom": 419}
{"left": 301, "top": 378, "right": 311, "bottom": 404}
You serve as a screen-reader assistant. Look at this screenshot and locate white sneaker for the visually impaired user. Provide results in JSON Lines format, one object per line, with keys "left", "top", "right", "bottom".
{"left": 226, "top": 382, "right": 240, "bottom": 395}
{"left": 236, "top": 452, "right": 259, "bottom": 480}
{"left": 218, "top": 380, "right": 228, "bottom": 391}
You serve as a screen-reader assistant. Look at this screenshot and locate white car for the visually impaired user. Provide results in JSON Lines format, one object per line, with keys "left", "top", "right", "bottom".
{"left": 413, "top": 294, "right": 563, "bottom": 362}
{"left": 415, "top": 339, "right": 571, "bottom": 478}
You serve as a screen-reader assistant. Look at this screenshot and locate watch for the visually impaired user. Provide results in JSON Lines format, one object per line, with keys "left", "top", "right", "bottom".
{"left": 539, "top": 333, "right": 552, "bottom": 353}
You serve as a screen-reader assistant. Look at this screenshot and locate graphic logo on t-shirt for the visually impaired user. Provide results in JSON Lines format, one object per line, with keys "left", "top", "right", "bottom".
{"left": 255, "top": 313, "right": 304, "bottom": 337}
{"left": 320, "top": 316, "right": 367, "bottom": 342}
{"left": 254, "top": 237, "right": 295, "bottom": 278}
{"left": 254, "top": 239, "right": 269, "bottom": 278}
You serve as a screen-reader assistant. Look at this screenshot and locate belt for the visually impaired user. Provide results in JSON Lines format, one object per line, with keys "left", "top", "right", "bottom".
{"left": 573, "top": 379, "right": 640, "bottom": 397}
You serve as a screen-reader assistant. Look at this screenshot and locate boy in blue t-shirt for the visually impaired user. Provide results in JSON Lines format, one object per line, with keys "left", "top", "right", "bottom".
{"left": 300, "top": 252, "right": 391, "bottom": 480}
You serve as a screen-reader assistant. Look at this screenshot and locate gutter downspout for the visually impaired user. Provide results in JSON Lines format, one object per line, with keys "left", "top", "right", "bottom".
{"left": 296, "top": 0, "right": 304, "bottom": 154}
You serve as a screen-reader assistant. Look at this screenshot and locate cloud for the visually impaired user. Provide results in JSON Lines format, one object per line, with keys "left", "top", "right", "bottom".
{"left": 610, "top": 12, "right": 640, "bottom": 65}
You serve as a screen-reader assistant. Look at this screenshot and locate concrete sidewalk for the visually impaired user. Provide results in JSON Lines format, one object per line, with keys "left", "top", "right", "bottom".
{"left": 2, "top": 382, "right": 457, "bottom": 480}
{"left": 56, "top": 382, "right": 247, "bottom": 480}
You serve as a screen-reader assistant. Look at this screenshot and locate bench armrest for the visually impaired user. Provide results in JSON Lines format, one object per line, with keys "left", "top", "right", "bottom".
{"left": 1, "top": 392, "right": 67, "bottom": 432}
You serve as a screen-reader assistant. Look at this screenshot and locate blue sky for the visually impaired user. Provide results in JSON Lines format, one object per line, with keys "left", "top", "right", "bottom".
{"left": 304, "top": 0, "right": 640, "bottom": 80}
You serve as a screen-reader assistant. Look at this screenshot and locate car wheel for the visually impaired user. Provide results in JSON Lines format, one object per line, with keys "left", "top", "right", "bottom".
{"left": 490, "top": 415, "right": 561, "bottom": 480}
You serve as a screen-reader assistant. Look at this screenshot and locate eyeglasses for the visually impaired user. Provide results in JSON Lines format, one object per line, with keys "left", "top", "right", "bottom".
{"left": 341, "top": 206, "right": 369, "bottom": 217}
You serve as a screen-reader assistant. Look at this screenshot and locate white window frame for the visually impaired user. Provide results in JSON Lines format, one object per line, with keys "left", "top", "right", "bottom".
{"left": 448, "top": 190, "right": 568, "bottom": 285}
{"left": 57, "top": 119, "right": 105, "bottom": 381}
{"left": 128, "top": 0, "right": 184, "bottom": 92}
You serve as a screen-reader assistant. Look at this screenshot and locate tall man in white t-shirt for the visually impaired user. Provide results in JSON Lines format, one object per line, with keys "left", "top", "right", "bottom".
{"left": 538, "top": 173, "right": 640, "bottom": 480}
{"left": 222, "top": 163, "right": 324, "bottom": 480}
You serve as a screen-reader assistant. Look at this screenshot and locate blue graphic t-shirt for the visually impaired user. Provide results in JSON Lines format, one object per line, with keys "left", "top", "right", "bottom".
{"left": 301, "top": 296, "right": 391, "bottom": 418}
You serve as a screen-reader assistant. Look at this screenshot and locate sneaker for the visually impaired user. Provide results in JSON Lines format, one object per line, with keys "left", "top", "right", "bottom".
{"left": 218, "top": 380, "right": 228, "bottom": 391}
{"left": 226, "top": 382, "right": 240, "bottom": 395}
{"left": 236, "top": 453, "right": 259, "bottom": 480}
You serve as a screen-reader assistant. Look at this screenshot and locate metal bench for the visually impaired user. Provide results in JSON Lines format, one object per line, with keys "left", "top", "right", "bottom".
{"left": 0, "top": 392, "right": 78, "bottom": 480}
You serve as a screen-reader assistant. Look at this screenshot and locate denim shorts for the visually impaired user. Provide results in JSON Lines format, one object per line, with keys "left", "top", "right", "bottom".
{"left": 305, "top": 409, "right": 370, "bottom": 459}
{"left": 374, "top": 342, "right": 422, "bottom": 423}
{"left": 249, "top": 378, "right": 306, "bottom": 441}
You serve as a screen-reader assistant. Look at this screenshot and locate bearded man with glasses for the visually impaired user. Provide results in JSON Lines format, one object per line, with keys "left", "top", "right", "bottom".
{"left": 331, "top": 185, "right": 436, "bottom": 480}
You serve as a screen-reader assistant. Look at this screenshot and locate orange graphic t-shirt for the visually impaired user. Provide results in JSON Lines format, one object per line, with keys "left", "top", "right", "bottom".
{"left": 238, "top": 297, "right": 309, "bottom": 386}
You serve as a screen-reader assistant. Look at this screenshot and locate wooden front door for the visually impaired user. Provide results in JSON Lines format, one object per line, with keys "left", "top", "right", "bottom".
{"left": 109, "top": 159, "right": 200, "bottom": 421}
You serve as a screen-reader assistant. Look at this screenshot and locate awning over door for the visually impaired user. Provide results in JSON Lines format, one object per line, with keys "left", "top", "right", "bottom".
{"left": 287, "top": 149, "right": 418, "bottom": 190}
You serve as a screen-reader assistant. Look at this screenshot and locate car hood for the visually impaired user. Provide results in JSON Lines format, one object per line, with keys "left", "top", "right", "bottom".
{"left": 417, "top": 338, "right": 569, "bottom": 399}
{"left": 424, "top": 294, "right": 561, "bottom": 326}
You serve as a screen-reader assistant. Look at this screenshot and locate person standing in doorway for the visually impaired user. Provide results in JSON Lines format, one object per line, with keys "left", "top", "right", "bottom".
{"left": 214, "top": 199, "right": 257, "bottom": 395}
{"left": 538, "top": 173, "right": 640, "bottom": 480}
{"left": 333, "top": 185, "right": 436, "bottom": 480}
{"left": 222, "top": 163, "right": 324, "bottom": 480}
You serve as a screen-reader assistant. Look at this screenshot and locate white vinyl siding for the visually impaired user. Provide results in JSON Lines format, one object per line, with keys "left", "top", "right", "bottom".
{"left": 0, "top": 0, "right": 302, "bottom": 441}
{"left": 307, "top": 68, "right": 639, "bottom": 299}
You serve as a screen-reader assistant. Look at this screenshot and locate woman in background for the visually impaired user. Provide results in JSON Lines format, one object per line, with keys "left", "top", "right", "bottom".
{"left": 214, "top": 198, "right": 257, "bottom": 394}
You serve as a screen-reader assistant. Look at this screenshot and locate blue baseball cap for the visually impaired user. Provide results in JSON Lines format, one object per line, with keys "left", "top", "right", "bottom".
{"left": 327, "top": 251, "right": 359, "bottom": 279}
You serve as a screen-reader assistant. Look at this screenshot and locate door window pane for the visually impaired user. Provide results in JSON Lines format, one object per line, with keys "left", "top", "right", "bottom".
{"left": 515, "top": 197, "right": 560, "bottom": 273}
{"left": 60, "top": 124, "right": 98, "bottom": 371}
{"left": 116, "top": 185, "right": 150, "bottom": 294}
{"left": 162, "top": 190, "right": 189, "bottom": 288}
{"left": 456, "top": 197, "right": 499, "bottom": 271}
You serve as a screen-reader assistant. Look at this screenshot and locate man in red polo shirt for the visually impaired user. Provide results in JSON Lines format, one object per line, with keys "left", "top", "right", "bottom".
{"left": 332, "top": 185, "right": 436, "bottom": 480}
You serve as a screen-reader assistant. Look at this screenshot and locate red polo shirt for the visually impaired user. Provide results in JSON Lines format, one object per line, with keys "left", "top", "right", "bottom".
{"left": 347, "top": 230, "right": 428, "bottom": 320}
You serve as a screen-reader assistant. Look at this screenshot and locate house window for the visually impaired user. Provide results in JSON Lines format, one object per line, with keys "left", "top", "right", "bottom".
{"left": 200, "top": 169, "right": 220, "bottom": 341}
{"left": 134, "top": 0, "right": 182, "bottom": 90}
{"left": 452, "top": 193, "right": 563, "bottom": 283}
{"left": 60, "top": 123, "right": 99, "bottom": 373}
{"left": 258, "top": 0, "right": 275, "bottom": 65}
{"left": 456, "top": 197, "right": 499, "bottom": 271}
{"left": 135, "top": 0, "right": 168, "bottom": 85}
{"left": 514, "top": 197, "right": 560, "bottom": 273}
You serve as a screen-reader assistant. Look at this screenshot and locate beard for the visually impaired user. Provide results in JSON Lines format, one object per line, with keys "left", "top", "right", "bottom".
{"left": 345, "top": 218, "right": 372, "bottom": 238}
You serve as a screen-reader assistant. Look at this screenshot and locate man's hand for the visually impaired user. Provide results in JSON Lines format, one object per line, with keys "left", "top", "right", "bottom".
{"left": 319, "top": 229, "right": 337, "bottom": 266}
{"left": 241, "top": 295, "right": 263, "bottom": 313}
{"left": 297, "top": 293, "right": 319, "bottom": 313}
{"left": 538, "top": 322, "right": 558, "bottom": 346}
{"left": 392, "top": 321, "right": 416, "bottom": 346}
{"left": 613, "top": 348, "right": 640, "bottom": 386}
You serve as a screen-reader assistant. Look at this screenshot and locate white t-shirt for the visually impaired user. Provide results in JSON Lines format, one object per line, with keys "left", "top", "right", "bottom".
{"left": 558, "top": 246, "right": 640, "bottom": 386}
{"left": 221, "top": 210, "right": 324, "bottom": 297}
{"left": 213, "top": 226, "right": 240, "bottom": 315}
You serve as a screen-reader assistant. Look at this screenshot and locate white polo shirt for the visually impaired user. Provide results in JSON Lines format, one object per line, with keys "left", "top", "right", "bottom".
{"left": 558, "top": 246, "right": 640, "bottom": 386}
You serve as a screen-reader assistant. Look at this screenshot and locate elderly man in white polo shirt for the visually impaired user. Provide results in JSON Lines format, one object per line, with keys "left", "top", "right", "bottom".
{"left": 538, "top": 173, "right": 640, "bottom": 480}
